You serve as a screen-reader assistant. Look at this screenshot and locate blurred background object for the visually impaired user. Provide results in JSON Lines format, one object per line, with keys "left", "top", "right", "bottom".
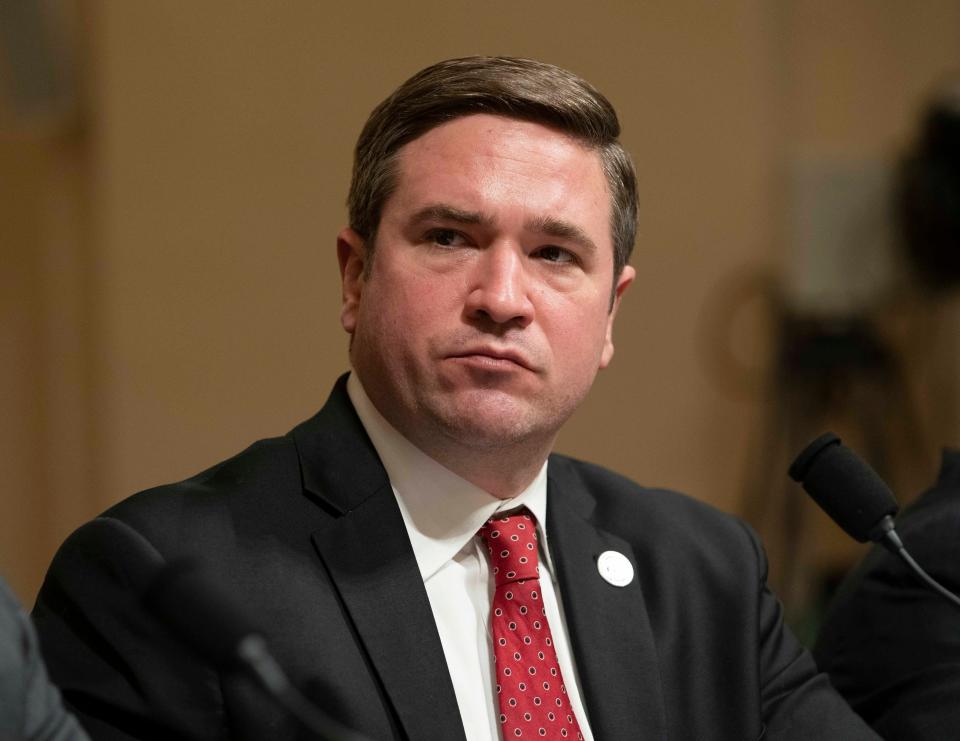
{"left": 898, "top": 81, "right": 960, "bottom": 293}
{"left": 2, "top": 1, "right": 959, "bottom": 632}
{"left": 0, "top": 0, "right": 80, "bottom": 134}
{"left": 731, "top": 75, "right": 960, "bottom": 638}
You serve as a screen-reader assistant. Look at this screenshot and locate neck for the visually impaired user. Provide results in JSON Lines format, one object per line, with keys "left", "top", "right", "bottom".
{"left": 413, "top": 433, "right": 553, "bottom": 500}
{"left": 381, "top": 403, "right": 554, "bottom": 498}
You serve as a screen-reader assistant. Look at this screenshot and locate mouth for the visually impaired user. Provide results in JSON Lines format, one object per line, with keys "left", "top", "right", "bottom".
{"left": 447, "top": 347, "right": 536, "bottom": 372}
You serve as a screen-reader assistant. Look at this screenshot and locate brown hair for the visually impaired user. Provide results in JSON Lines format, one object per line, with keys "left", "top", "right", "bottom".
{"left": 347, "top": 56, "right": 638, "bottom": 282}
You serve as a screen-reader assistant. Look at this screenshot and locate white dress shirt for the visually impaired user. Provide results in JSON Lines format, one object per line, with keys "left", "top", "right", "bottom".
{"left": 347, "top": 375, "right": 595, "bottom": 741}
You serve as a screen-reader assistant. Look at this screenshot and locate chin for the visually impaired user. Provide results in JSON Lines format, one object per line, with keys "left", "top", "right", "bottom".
{"left": 430, "top": 392, "right": 554, "bottom": 450}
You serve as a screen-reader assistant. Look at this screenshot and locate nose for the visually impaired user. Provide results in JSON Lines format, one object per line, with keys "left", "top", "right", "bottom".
{"left": 465, "top": 245, "right": 534, "bottom": 328}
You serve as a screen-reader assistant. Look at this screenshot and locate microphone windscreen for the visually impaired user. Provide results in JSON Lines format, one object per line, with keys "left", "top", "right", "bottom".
{"left": 142, "top": 558, "right": 262, "bottom": 669}
{"left": 788, "top": 432, "right": 899, "bottom": 542}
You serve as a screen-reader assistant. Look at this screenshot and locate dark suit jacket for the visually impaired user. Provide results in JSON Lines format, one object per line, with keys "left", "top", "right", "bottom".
{"left": 815, "top": 448, "right": 960, "bottom": 740}
{"left": 33, "top": 376, "right": 877, "bottom": 740}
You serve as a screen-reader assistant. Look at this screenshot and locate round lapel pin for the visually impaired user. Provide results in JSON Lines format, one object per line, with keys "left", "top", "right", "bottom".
{"left": 597, "top": 550, "right": 634, "bottom": 587}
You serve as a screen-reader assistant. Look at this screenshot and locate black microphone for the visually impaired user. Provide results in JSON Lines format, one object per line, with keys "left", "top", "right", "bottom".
{"left": 789, "top": 432, "right": 960, "bottom": 609}
{"left": 788, "top": 432, "right": 900, "bottom": 544}
{"left": 142, "top": 559, "right": 372, "bottom": 741}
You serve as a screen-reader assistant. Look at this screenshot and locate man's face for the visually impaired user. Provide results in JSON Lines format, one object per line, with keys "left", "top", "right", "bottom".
{"left": 339, "top": 113, "right": 634, "bottom": 461}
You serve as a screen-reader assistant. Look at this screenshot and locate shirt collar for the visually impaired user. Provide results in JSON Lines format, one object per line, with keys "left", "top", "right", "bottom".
{"left": 347, "top": 373, "right": 551, "bottom": 581}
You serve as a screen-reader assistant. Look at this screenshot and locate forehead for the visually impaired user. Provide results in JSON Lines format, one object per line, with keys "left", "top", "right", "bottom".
{"left": 387, "top": 114, "right": 612, "bottom": 245}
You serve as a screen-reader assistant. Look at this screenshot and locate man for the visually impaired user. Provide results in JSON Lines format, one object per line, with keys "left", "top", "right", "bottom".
{"left": 815, "top": 448, "right": 960, "bottom": 739}
{"left": 33, "top": 56, "right": 877, "bottom": 740}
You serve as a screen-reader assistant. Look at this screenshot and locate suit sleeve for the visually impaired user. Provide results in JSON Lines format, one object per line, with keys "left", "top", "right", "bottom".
{"left": 737, "top": 521, "right": 880, "bottom": 740}
{"left": 31, "top": 517, "right": 229, "bottom": 741}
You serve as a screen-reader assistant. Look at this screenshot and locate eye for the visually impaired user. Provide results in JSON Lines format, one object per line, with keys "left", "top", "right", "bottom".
{"left": 535, "top": 246, "right": 576, "bottom": 264}
{"left": 425, "top": 228, "right": 468, "bottom": 248}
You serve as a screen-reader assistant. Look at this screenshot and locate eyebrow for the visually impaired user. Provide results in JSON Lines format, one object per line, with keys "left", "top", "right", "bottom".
{"left": 524, "top": 215, "right": 597, "bottom": 254}
{"left": 410, "top": 204, "right": 491, "bottom": 227}
{"left": 410, "top": 204, "right": 597, "bottom": 253}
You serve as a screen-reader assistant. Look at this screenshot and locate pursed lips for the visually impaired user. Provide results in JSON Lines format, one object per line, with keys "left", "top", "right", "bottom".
{"left": 447, "top": 346, "right": 537, "bottom": 372}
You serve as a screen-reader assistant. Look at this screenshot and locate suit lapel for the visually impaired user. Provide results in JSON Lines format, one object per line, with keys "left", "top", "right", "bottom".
{"left": 547, "top": 462, "right": 668, "bottom": 740}
{"left": 293, "top": 376, "right": 466, "bottom": 741}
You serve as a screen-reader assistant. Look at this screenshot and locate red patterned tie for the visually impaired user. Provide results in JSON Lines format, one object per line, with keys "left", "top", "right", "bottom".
{"left": 479, "top": 509, "right": 584, "bottom": 740}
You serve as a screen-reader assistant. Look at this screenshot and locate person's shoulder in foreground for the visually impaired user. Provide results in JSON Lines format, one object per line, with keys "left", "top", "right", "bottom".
{"left": 816, "top": 448, "right": 960, "bottom": 740}
{"left": 0, "top": 576, "right": 89, "bottom": 741}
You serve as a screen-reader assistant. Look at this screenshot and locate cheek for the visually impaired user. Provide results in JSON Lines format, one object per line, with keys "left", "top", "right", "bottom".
{"left": 543, "top": 296, "right": 611, "bottom": 362}
{"left": 397, "top": 279, "right": 453, "bottom": 330}
{"left": 361, "top": 270, "right": 458, "bottom": 343}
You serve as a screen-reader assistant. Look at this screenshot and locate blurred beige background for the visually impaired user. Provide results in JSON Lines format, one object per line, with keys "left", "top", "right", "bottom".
{"left": 3, "top": 0, "right": 960, "bottom": 611}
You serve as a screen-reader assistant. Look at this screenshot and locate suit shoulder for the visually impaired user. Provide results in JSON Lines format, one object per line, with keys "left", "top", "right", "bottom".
{"left": 100, "top": 433, "right": 302, "bottom": 552}
{"left": 551, "top": 454, "right": 745, "bottom": 523}
{"left": 549, "top": 453, "right": 761, "bottom": 559}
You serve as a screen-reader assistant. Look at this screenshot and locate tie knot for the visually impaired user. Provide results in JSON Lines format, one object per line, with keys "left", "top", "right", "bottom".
{"left": 478, "top": 509, "right": 540, "bottom": 585}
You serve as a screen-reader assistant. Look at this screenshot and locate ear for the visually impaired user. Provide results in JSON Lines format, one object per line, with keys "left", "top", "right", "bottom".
{"left": 337, "top": 227, "right": 367, "bottom": 334}
{"left": 599, "top": 264, "right": 635, "bottom": 369}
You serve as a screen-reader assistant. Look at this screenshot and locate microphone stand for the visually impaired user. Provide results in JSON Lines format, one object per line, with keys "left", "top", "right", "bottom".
{"left": 236, "top": 635, "right": 373, "bottom": 741}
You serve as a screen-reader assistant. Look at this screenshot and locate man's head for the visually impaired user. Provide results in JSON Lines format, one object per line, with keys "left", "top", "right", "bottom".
{"left": 347, "top": 56, "right": 638, "bottom": 285}
{"left": 338, "top": 57, "right": 636, "bottom": 495}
